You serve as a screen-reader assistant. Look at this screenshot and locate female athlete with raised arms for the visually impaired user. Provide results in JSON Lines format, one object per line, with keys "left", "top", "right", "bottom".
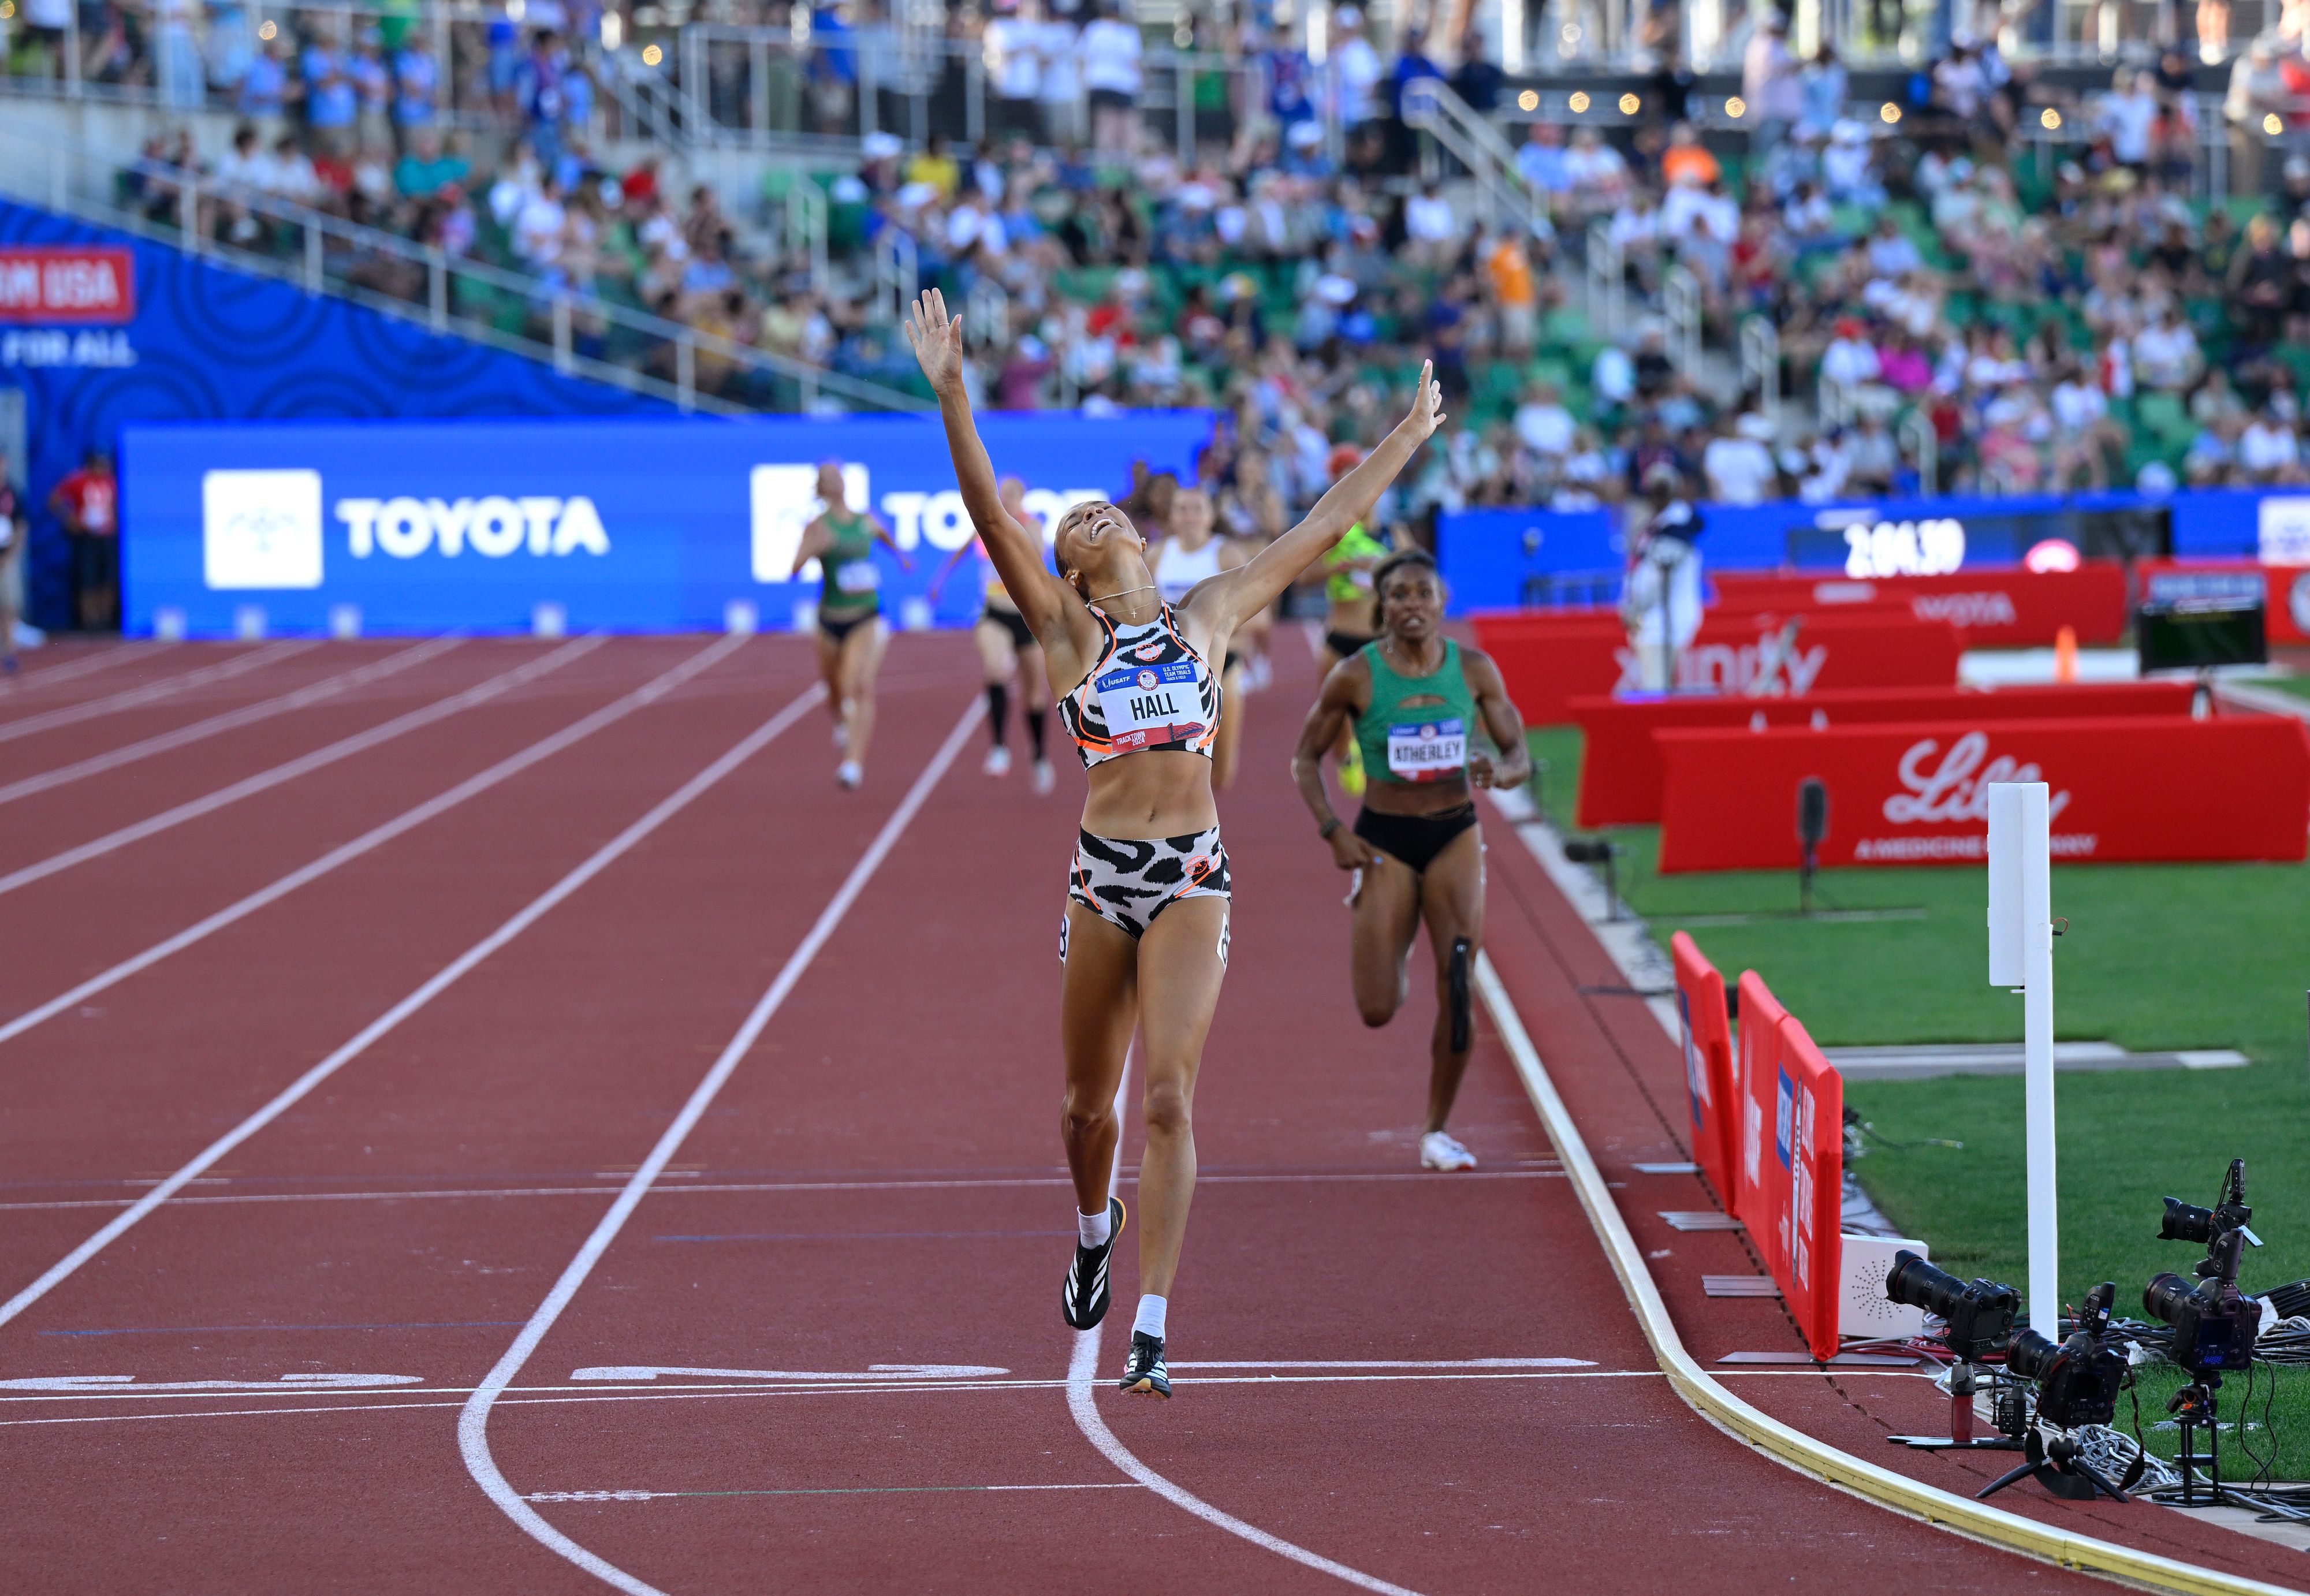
{"left": 907, "top": 288, "right": 1444, "bottom": 1397}
{"left": 1290, "top": 549, "right": 1529, "bottom": 1173}
{"left": 785, "top": 460, "right": 908, "bottom": 789}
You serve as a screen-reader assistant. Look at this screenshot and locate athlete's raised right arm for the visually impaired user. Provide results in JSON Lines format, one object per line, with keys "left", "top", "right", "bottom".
{"left": 784, "top": 514, "right": 833, "bottom": 581}
{"left": 904, "top": 290, "right": 1072, "bottom": 636}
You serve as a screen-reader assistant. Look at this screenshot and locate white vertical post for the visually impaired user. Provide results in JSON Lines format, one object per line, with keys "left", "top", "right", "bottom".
{"left": 1988, "top": 781, "right": 2058, "bottom": 1339}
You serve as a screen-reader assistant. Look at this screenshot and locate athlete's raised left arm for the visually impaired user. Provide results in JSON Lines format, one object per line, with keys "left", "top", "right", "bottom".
{"left": 1185, "top": 363, "right": 1444, "bottom": 636}
{"left": 1460, "top": 647, "right": 1531, "bottom": 790}
{"left": 785, "top": 514, "right": 833, "bottom": 581}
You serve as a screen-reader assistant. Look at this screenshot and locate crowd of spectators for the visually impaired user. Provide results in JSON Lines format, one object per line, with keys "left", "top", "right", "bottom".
{"left": 51, "top": 0, "right": 2310, "bottom": 521}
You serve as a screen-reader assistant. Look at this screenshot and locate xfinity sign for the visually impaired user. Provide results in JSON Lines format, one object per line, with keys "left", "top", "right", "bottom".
{"left": 126, "top": 412, "right": 1212, "bottom": 637}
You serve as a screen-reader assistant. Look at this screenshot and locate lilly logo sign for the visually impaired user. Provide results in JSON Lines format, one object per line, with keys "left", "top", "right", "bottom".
{"left": 203, "top": 469, "right": 325, "bottom": 590}
{"left": 1852, "top": 732, "right": 2094, "bottom": 862}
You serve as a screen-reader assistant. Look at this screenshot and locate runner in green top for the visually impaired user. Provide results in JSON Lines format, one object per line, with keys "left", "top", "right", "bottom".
{"left": 1314, "top": 517, "right": 1392, "bottom": 794}
{"left": 785, "top": 459, "right": 909, "bottom": 789}
{"left": 1290, "top": 547, "right": 1530, "bottom": 1173}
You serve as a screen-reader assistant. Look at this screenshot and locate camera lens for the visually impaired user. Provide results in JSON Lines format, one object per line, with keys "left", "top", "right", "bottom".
{"left": 2161, "top": 1198, "right": 2215, "bottom": 1244}
{"left": 1886, "top": 1251, "right": 1968, "bottom": 1318}
{"left": 2006, "top": 1327, "right": 2060, "bottom": 1382}
{"left": 2143, "top": 1270, "right": 2197, "bottom": 1326}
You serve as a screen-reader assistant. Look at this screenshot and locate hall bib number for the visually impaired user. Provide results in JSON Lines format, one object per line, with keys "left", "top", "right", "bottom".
{"left": 1386, "top": 718, "right": 1466, "bottom": 781}
{"left": 1095, "top": 661, "right": 1204, "bottom": 753}
{"left": 833, "top": 560, "right": 880, "bottom": 595}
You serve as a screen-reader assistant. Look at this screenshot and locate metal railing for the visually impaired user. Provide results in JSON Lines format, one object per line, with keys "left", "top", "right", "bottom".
{"left": 1403, "top": 75, "right": 1547, "bottom": 237}
{"left": 0, "top": 132, "right": 927, "bottom": 416}
{"left": 1898, "top": 408, "right": 1938, "bottom": 496}
{"left": 1740, "top": 315, "right": 1780, "bottom": 422}
{"left": 1585, "top": 220, "right": 1625, "bottom": 340}
{"left": 1663, "top": 262, "right": 1701, "bottom": 376}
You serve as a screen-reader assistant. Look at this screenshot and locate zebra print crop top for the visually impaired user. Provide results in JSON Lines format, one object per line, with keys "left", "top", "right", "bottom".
{"left": 1059, "top": 603, "right": 1221, "bottom": 770}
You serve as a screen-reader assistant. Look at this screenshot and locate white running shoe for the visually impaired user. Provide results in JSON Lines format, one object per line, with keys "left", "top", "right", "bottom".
{"left": 1420, "top": 1131, "right": 1477, "bottom": 1172}
{"left": 836, "top": 759, "right": 862, "bottom": 789}
{"left": 983, "top": 745, "right": 1012, "bottom": 777}
{"left": 1031, "top": 758, "right": 1056, "bottom": 795}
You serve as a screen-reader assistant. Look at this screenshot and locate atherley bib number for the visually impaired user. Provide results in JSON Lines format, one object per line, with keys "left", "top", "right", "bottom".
{"left": 1095, "top": 661, "right": 1203, "bottom": 752}
{"left": 1386, "top": 718, "right": 1466, "bottom": 781}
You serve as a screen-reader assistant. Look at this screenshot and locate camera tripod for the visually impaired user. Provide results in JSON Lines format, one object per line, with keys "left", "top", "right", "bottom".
{"left": 1888, "top": 1362, "right": 2026, "bottom": 1455}
{"left": 2167, "top": 1377, "right": 2229, "bottom": 1508}
{"left": 1976, "top": 1429, "right": 2136, "bottom": 1504}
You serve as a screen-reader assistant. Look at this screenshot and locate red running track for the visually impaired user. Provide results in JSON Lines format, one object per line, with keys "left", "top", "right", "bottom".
{"left": 0, "top": 635, "right": 2137, "bottom": 1594}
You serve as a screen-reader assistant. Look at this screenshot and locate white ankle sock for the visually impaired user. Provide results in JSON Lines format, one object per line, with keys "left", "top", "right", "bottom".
{"left": 1132, "top": 1295, "right": 1168, "bottom": 1340}
{"left": 1077, "top": 1204, "right": 1112, "bottom": 1249}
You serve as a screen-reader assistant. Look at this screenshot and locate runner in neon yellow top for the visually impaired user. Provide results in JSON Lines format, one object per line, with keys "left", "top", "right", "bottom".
{"left": 1291, "top": 547, "right": 1530, "bottom": 1173}
{"left": 785, "top": 459, "right": 909, "bottom": 789}
{"left": 1314, "top": 518, "right": 1392, "bottom": 793}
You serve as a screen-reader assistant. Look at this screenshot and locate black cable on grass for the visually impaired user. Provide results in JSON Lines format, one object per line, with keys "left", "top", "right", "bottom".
{"left": 2256, "top": 1359, "right": 2279, "bottom": 1489}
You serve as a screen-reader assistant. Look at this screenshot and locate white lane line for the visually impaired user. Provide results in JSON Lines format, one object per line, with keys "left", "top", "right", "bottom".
{"left": 0, "top": 637, "right": 739, "bottom": 1054}
{"left": 1169, "top": 1358, "right": 1594, "bottom": 1370}
{"left": 523, "top": 1483, "right": 1149, "bottom": 1502}
{"left": 458, "top": 695, "right": 985, "bottom": 1596}
{"left": 0, "top": 637, "right": 464, "bottom": 807}
{"left": 0, "top": 676, "right": 822, "bottom": 1332}
{"left": 0, "top": 640, "right": 158, "bottom": 695}
{"left": 0, "top": 636, "right": 606, "bottom": 900}
{"left": 0, "top": 1168, "right": 1566, "bottom": 1213}
{"left": 1065, "top": 1071, "right": 1421, "bottom": 1594}
{"left": 0, "top": 639, "right": 319, "bottom": 743}
{"left": 0, "top": 1371, "right": 1677, "bottom": 1426}
{"left": 569, "top": 1364, "right": 1009, "bottom": 1382}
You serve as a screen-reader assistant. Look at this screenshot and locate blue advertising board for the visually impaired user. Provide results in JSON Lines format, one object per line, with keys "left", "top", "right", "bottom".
{"left": 1437, "top": 488, "right": 2265, "bottom": 615}
{"left": 120, "top": 412, "right": 1215, "bottom": 637}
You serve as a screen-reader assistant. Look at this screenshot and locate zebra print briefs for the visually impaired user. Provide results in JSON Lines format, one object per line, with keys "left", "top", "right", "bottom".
{"left": 1064, "top": 826, "right": 1232, "bottom": 944}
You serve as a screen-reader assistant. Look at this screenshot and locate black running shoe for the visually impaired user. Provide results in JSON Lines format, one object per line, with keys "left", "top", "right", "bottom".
{"left": 1061, "top": 1197, "right": 1126, "bottom": 1330}
{"left": 1118, "top": 1332, "right": 1169, "bottom": 1398}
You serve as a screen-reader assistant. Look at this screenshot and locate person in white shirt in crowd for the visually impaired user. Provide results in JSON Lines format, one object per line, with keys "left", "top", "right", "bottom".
{"left": 2238, "top": 407, "right": 2304, "bottom": 482}
{"left": 1823, "top": 118, "right": 1886, "bottom": 206}
{"left": 1563, "top": 125, "right": 1631, "bottom": 215}
{"left": 2226, "top": 39, "right": 2289, "bottom": 195}
{"left": 984, "top": 0, "right": 1045, "bottom": 138}
{"left": 1702, "top": 412, "right": 1778, "bottom": 504}
{"left": 1866, "top": 211, "right": 1924, "bottom": 278}
{"left": 512, "top": 174, "right": 569, "bottom": 269}
{"left": 263, "top": 133, "right": 323, "bottom": 206}
{"left": 1514, "top": 382, "right": 1577, "bottom": 458}
{"left": 1845, "top": 413, "right": 1901, "bottom": 494}
{"left": 1550, "top": 430, "right": 1614, "bottom": 509}
{"left": 212, "top": 122, "right": 272, "bottom": 243}
{"left": 1328, "top": 6, "right": 1385, "bottom": 141}
{"left": 1404, "top": 181, "right": 1456, "bottom": 267}
{"left": 2098, "top": 69, "right": 2160, "bottom": 169}
{"left": 1081, "top": 0, "right": 1142, "bottom": 153}
{"left": 1742, "top": 12, "right": 1802, "bottom": 155}
{"left": 1820, "top": 316, "right": 1881, "bottom": 391}
{"left": 2132, "top": 304, "right": 2203, "bottom": 391}
{"left": 1037, "top": 4, "right": 1085, "bottom": 147}
{"left": 1797, "top": 429, "right": 1853, "bottom": 502}
{"left": 1592, "top": 341, "right": 1637, "bottom": 412}
{"left": 2049, "top": 360, "right": 2126, "bottom": 488}
{"left": 1514, "top": 121, "right": 1573, "bottom": 199}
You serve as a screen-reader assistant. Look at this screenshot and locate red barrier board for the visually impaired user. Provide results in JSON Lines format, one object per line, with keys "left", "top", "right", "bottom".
{"left": 1570, "top": 681, "right": 2197, "bottom": 828}
{"left": 1670, "top": 933, "right": 1738, "bottom": 1214}
{"left": 1471, "top": 611, "right": 1964, "bottom": 726}
{"left": 1655, "top": 714, "right": 2310, "bottom": 872}
{"left": 1711, "top": 562, "right": 2129, "bottom": 646}
{"left": 0, "top": 247, "right": 136, "bottom": 324}
{"left": 1773, "top": 1011, "right": 1846, "bottom": 1363}
{"left": 2135, "top": 558, "right": 2310, "bottom": 646}
{"left": 1733, "top": 971, "right": 1790, "bottom": 1271}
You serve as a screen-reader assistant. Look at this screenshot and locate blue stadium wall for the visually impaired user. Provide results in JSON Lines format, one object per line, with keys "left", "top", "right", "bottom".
{"left": 0, "top": 199, "right": 675, "bottom": 632}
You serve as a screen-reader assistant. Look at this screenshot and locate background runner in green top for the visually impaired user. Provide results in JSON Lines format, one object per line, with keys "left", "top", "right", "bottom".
{"left": 1354, "top": 637, "right": 1477, "bottom": 784}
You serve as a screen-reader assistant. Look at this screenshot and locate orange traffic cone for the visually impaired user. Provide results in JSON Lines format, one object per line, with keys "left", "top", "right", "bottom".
{"left": 2054, "top": 624, "right": 2078, "bottom": 684}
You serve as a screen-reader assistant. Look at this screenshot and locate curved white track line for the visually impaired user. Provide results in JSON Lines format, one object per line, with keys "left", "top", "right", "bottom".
{"left": 0, "top": 675, "right": 821, "bottom": 1332}
{"left": 0, "top": 637, "right": 732, "bottom": 1051}
{"left": 458, "top": 698, "right": 985, "bottom": 1596}
{"left": 0, "top": 636, "right": 463, "bottom": 806}
{"left": 0, "top": 639, "right": 317, "bottom": 743}
{"left": 1062, "top": 1057, "right": 1423, "bottom": 1596}
{"left": 0, "top": 636, "right": 605, "bottom": 900}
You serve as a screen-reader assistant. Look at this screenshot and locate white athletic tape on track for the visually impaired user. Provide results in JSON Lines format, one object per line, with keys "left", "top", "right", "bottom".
{"left": 458, "top": 695, "right": 985, "bottom": 1596}
{"left": 0, "top": 669, "right": 819, "bottom": 1333}
{"left": 0, "top": 637, "right": 464, "bottom": 806}
{"left": 0, "top": 639, "right": 318, "bottom": 743}
{"left": 0, "top": 636, "right": 607, "bottom": 899}
{"left": 0, "top": 636, "right": 739, "bottom": 1053}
